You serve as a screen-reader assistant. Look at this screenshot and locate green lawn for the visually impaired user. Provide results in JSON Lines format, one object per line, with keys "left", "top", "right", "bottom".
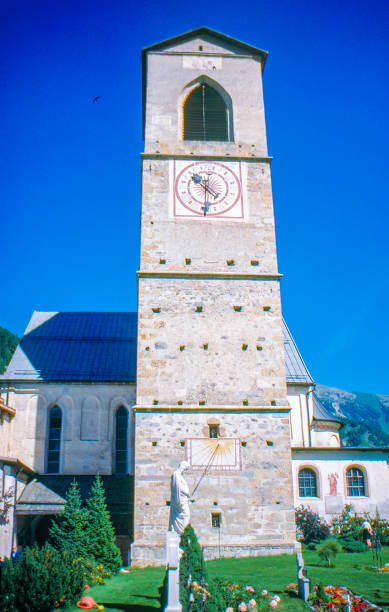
{"left": 66, "top": 548, "right": 389, "bottom": 611}
{"left": 65, "top": 566, "right": 165, "bottom": 612}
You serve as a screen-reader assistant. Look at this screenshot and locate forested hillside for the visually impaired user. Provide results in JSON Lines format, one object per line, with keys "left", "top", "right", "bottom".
{"left": 0, "top": 326, "right": 19, "bottom": 374}
{"left": 316, "top": 384, "right": 389, "bottom": 447}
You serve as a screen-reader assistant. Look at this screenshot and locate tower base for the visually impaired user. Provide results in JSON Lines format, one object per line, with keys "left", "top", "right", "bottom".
{"left": 130, "top": 541, "right": 300, "bottom": 567}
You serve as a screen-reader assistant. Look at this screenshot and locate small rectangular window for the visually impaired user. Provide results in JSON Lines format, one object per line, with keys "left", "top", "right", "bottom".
{"left": 209, "top": 424, "right": 219, "bottom": 438}
{"left": 211, "top": 513, "right": 221, "bottom": 528}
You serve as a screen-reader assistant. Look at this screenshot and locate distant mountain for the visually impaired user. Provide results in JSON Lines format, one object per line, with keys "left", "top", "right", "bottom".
{"left": 0, "top": 326, "right": 19, "bottom": 375}
{"left": 316, "top": 384, "right": 389, "bottom": 447}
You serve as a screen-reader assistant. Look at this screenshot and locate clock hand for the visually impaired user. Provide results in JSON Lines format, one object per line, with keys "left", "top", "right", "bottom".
{"left": 191, "top": 173, "right": 219, "bottom": 199}
{"left": 202, "top": 184, "right": 210, "bottom": 216}
{"left": 203, "top": 184, "right": 219, "bottom": 199}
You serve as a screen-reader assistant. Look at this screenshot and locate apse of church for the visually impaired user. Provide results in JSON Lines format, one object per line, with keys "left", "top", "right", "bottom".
{"left": 131, "top": 28, "right": 298, "bottom": 566}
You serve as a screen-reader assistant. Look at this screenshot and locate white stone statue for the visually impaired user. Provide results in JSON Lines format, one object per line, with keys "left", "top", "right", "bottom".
{"left": 169, "top": 460, "right": 190, "bottom": 534}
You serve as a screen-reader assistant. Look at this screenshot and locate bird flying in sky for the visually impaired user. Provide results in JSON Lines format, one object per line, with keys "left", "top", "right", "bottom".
{"left": 92, "top": 96, "right": 101, "bottom": 103}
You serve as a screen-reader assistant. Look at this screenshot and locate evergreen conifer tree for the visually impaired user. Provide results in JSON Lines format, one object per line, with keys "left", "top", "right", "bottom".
{"left": 179, "top": 524, "right": 223, "bottom": 612}
{"left": 49, "top": 479, "right": 88, "bottom": 557}
{"left": 85, "top": 474, "right": 122, "bottom": 575}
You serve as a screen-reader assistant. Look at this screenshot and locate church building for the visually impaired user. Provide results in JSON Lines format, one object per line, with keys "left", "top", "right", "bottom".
{"left": 1, "top": 28, "right": 388, "bottom": 566}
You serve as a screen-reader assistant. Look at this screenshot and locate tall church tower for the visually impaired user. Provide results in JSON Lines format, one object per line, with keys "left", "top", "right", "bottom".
{"left": 131, "top": 27, "right": 297, "bottom": 565}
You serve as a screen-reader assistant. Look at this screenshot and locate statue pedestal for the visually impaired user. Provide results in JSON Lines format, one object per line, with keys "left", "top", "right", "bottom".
{"left": 296, "top": 552, "right": 309, "bottom": 602}
{"left": 164, "top": 530, "right": 182, "bottom": 612}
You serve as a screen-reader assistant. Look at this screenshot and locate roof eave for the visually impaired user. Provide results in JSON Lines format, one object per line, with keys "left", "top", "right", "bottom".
{"left": 142, "top": 26, "right": 268, "bottom": 59}
{"left": 0, "top": 457, "right": 35, "bottom": 474}
{"left": 141, "top": 26, "right": 268, "bottom": 140}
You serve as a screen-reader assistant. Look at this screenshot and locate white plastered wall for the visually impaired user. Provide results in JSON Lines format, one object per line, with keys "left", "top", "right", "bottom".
{"left": 292, "top": 449, "right": 389, "bottom": 521}
{"left": 0, "top": 383, "right": 136, "bottom": 475}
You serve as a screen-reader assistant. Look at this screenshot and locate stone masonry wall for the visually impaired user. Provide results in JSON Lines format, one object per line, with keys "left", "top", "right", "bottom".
{"left": 131, "top": 410, "right": 297, "bottom": 566}
{"left": 137, "top": 277, "right": 287, "bottom": 407}
{"left": 140, "top": 158, "right": 277, "bottom": 275}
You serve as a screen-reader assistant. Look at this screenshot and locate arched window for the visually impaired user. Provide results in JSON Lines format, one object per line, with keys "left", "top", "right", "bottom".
{"left": 346, "top": 467, "right": 365, "bottom": 496}
{"left": 184, "top": 84, "right": 229, "bottom": 141}
{"left": 47, "top": 406, "right": 62, "bottom": 473}
{"left": 298, "top": 468, "right": 318, "bottom": 497}
{"left": 115, "top": 406, "right": 128, "bottom": 474}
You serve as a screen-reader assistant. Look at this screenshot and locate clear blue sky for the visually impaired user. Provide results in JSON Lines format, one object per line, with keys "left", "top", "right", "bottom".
{"left": 1, "top": 0, "right": 388, "bottom": 393}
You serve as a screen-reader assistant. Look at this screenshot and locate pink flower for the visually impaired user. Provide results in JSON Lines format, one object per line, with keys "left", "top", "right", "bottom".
{"left": 246, "top": 586, "right": 255, "bottom": 592}
{"left": 238, "top": 604, "right": 247, "bottom": 612}
{"left": 270, "top": 601, "right": 278, "bottom": 609}
{"left": 249, "top": 599, "right": 257, "bottom": 608}
{"left": 273, "top": 595, "right": 280, "bottom": 603}
{"left": 226, "top": 608, "right": 234, "bottom": 612}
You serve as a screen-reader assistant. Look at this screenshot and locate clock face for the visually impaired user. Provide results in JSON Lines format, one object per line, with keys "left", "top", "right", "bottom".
{"left": 170, "top": 160, "right": 246, "bottom": 220}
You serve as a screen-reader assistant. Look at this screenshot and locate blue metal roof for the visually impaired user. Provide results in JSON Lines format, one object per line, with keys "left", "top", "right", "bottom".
{"left": 283, "top": 320, "right": 313, "bottom": 384}
{"left": 4, "top": 312, "right": 137, "bottom": 382}
{"left": 4, "top": 311, "right": 312, "bottom": 385}
{"left": 312, "top": 392, "right": 343, "bottom": 423}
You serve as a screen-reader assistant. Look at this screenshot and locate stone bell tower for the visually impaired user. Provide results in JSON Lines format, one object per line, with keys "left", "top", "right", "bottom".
{"left": 131, "top": 27, "right": 297, "bottom": 566}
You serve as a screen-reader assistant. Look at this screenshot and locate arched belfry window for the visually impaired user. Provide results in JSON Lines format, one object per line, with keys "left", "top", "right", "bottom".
{"left": 115, "top": 406, "right": 128, "bottom": 474}
{"left": 47, "top": 406, "right": 62, "bottom": 473}
{"left": 298, "top": 468, "right": 318, "bottom": 497}
{"left": 184, "top": 83, "right": 229, "bottom": 142}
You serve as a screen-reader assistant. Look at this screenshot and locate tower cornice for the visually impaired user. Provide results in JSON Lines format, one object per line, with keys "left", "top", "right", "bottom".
{"left": 137, "top": 271, "right": 282, "bottom": 281}
{"left": 141, "top": 153, "right": 272, "bottom": 163}
{"left": 133, "top": 405, "right": 291, "bottom": 413}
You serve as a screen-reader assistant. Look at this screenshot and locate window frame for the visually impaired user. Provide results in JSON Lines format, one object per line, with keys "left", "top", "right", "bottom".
{"left": 297, "top": 466, "right": 319, "bottom": 498}
{"left": 46, "top": 405, "right": 62, "bottom": 474}
{"left": 345, "top": 465, "right": 367, "bottom": 498}
{"left": 115, "top": 405, "right": 129, "bottom": 475}
{"left": 180, "top": 76, "right": 234, "bottom": 143}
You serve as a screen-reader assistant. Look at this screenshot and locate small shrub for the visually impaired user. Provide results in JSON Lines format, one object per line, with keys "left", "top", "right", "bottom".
{"left": 331, "top": 504, "right": 363, "bottom": 541}
{"left": 295, "top": 505, "right": 330, "bottom": 544}
{"left": 0, "top": 559, "right": 16, "bottom": 612}
{"left": 371, "top": 509, "right": 389, "bottom": 545}
{"left": 78, "top": 557, "right": 107, "bottom": 585}
{"left": 0, "top": 543, "right": 84, "bottom": 612}
{"left": 215, "top": 579, "right": 281, "bottom": 610}
{"left": 331, "top": 505, "right": 389, "bottom": 545}
{"left": 338, "top": 537, "right": 366, "bottom": 553}
{"left": 317, "top": 539, "right": 342, "bottom": 567}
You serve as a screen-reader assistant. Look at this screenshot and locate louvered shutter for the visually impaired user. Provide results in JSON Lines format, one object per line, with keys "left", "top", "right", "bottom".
{"left": 184, "top": 84, "right": 228, "bottom": 141}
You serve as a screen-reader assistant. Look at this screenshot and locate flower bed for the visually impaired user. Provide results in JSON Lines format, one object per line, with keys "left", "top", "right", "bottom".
{"left": 310, "top": 585, "right": 385, "bottom": 611}
{"left": 215, "top": 581, "right": 282, "bottom": 611}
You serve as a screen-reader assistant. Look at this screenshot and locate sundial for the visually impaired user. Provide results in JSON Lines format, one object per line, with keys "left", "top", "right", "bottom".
{"left": 185, "top": 437, "right": 242, "bottom": 472}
